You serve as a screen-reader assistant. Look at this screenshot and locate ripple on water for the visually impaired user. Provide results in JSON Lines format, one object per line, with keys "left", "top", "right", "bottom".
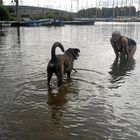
{"left": 0, "top": 26, "right": 140, "bottom": 140}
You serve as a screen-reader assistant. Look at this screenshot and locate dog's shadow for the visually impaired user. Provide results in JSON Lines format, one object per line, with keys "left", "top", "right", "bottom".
{"left": 47, "top": 81, "right": 74, "bottom": 126}
{"left": 47, "top": 86, "right": 69, "bottom": 106}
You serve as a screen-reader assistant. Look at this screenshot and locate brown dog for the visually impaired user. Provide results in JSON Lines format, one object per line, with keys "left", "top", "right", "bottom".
{"left": 47, "top": 42, "right": 80, "bottom": 87}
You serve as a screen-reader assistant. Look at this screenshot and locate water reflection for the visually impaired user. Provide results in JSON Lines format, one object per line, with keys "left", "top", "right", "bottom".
{"left": 0, "top": 28, "right": 5, "bottom": 36}
{"left": 0, "top": 24, "right": 140, "bottom": 140}
{"left": 109, "top": 57, "right": 136, "bottom": 86}
{"left": 16, "top": 27, "right": 20, "bottom": 44}
{"left": 47, "top": 85, "right": 69, "bottom": 127}
{"left": 47, "top": 81, "right": 79, "bottom": 128}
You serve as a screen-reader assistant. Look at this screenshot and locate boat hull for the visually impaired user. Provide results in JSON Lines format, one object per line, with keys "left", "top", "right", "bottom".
{"left": 64, "top": 20, "right": 95, "bottom": 25}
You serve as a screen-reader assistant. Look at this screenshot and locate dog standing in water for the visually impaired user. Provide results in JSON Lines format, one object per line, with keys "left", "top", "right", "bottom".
{"left": 47, "top": 42, "right": 80, "bottom": 87}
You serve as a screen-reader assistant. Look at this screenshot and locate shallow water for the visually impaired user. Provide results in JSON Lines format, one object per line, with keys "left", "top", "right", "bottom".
{"left": 0, "top": 22, "right": 140, "bottom": 140}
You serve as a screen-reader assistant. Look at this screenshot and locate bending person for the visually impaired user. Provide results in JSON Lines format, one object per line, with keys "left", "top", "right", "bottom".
{"left": 110, "top": 30, "right": 136, "bottom": 59}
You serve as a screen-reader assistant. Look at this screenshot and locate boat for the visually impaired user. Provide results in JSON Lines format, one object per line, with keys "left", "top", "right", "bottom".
{"left": 11, "top": 19, "right": 64, "bottom": 27}
{"left": 64, "top": 18, "right": 95, "bottom": 25}
{"left": 19, "top": 19, "right": 50, "bottom": 27}
{"left": 0, "top": 21, "right": 11, "bottom": 27}
{"left": 42, "top": 19, "right": 64, "bottom": 27}
{"left": 51, "top": 19, "right": 64, "bottom": 26}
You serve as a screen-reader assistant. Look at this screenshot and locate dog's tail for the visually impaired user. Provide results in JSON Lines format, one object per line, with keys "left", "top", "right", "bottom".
{"left": 51, "top": 42, "right": 65, "bottom": 60}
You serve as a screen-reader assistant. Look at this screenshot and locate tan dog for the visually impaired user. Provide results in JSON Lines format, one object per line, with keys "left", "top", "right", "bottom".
{"left": 47, "top": 42, "right": 80, "bottom": 87}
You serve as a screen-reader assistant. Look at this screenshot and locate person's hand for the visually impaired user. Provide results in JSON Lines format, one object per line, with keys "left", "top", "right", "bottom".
{"left": 115, "top": 55, "right": 119, "bottom": 61}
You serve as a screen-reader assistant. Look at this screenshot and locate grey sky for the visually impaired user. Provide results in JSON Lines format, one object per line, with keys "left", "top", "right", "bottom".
{"left": 3, "top": 0, "right": 140, "bottom": 11}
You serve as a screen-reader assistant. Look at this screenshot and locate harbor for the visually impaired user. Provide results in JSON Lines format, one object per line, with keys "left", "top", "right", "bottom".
{"left": 1, "top": 0, "right": 140, "bottom": 28}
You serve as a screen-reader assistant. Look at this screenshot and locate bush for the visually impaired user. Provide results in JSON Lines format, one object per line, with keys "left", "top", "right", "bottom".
{"left": 30, "top": 12, "right": 74, "bottom": 21}
{"left": 0, "top": 5, "right": 10, "bottom": 20}
{"left": 9, "top": 16, "right": 16, "bottom": 21}
{"left": 46, "top": 13, "right": 56, "bottom": 19}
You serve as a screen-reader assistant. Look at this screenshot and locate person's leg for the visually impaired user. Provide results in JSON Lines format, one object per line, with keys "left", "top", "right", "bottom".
{"left": 120, "top": 52, "right": 127, "bottom": 59}
{"left": 129, "top": 45, "right": 137, "bottom": 59}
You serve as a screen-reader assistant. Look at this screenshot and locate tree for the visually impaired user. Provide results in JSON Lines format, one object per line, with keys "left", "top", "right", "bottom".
{"left": 0, "top": 5, "right": 10, "bottom": 20}
{"left": 0, "top": 0, "right": 3, "bottom": 5}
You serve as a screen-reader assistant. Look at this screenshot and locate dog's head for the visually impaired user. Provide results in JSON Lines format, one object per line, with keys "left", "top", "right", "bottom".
{"left": 66, "top": 48, "right": 80, "bottom": 60}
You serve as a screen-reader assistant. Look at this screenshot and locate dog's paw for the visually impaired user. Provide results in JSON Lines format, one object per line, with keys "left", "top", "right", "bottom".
{"left": 48, "top": 84, "right": 53, "bottom": 90}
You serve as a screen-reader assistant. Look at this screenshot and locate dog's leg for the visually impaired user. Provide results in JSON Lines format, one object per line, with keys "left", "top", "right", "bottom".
{"left": 56, "top": 72, "right": 62, "bottom": 87}
{"left": 67, "top": 72, "right": 71, "bottom": 79}
{"left": 47, "top": 69, "right": 53, "bottom": 86}
{"left": 72, "top": 68, "right": 77, "bottom": 72}
{"left": 56, "top": 64, "right": 64, "bottom": 87}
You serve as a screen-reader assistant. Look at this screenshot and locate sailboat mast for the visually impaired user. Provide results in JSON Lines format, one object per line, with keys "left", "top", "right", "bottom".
{"left": 129, "top": 0, "right": 133, "bottom": 16}
{"left": 96, "top": 0, "right": 97, "bottom": 17}
{"left": 90, "top": 0, "right": 93, "bottom": 17}
{"left": 121, "top": 0, "right": 124, "bottom": 17}
{"left": 116, "top": 1, "right": 118, "bottom": 17}
{"left": 106, "top": 1, "right": 109, "bottom": 18}
{"left": 125, "top": 0, "right": 127, "bottom": 6}
{"left": 98, "top": 0, "right": 101, "bottom": 18}
{"left": 113, "top": 0, "right": 115, "bottom": 17}
{"left": 138, "top": 0, "right": 140, "bottom": 17}
{"left": 139, "top": 0, "right": 140, "bottom": 9}
{"left": 77, "top": 0, "right": 79, "bottom": 12}
{"left": 71, "top": 0, "right": 73, "bottom": 12}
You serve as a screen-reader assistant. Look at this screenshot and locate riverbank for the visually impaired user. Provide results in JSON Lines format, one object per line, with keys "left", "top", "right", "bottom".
{"left": 0, "top": 18, "right": 96, "bottom": 27}
{"left": 95, "top": 17, "right": 140, "bottom": 22}
{"left": 1, "top": 18, "right": 140, "bottom": 28}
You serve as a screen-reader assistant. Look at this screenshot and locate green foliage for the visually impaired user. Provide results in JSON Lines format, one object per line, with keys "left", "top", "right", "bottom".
{"left": 46, "top": 13, "right": 56, "bottom": 19}
{"left": 45, "top": 13, "right": 73, "bottom": 21}
{"left": 7, "top": 6, "right": 15, "bottom": 13}
{"left": 0, "top": 5, "right": 10, "bottom": 20}
{"left": 9, "top": 16, "right": 16, "bottom": 21}
{"left": 31, "top": 12, "right": 73, "bottom": 21}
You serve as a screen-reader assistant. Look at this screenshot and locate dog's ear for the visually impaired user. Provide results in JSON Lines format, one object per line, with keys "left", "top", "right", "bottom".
{"left": 67, "top": 48, "right": 72, "bottom": 51}
{"left": 75, "top": 49, "right": 80, "bottom": 53}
